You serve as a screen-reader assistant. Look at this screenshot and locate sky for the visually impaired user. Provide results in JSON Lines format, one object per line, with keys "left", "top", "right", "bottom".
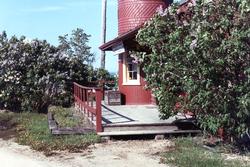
{"left": 0, "top": 0, "right": 118, "bottom": 73}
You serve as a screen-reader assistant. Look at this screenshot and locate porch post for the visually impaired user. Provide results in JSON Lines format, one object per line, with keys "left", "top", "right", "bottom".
{"left": 95, "top": 89, "right": 103, "bottom": 132}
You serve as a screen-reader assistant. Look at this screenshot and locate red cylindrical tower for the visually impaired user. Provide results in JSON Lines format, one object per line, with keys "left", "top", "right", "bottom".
{"left": 118, "top": 0, "right": 167, "bottom": 35}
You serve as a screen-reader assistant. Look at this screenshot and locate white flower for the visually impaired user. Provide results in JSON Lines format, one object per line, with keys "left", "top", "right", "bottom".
{"left": 156, "top": 5, "right": 164, "bottom": 16}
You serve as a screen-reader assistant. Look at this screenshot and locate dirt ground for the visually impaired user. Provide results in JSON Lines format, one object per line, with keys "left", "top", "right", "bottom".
{"left": 0, "top": 110, "right": 172, "bottom": 167}
{"left": 0, "top": 138, "right": 173, "bottom": 167}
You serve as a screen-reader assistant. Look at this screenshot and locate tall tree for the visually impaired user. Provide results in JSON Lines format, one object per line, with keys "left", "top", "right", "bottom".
{"left": 58, "top": 28, "right": 94, "bottom": 64}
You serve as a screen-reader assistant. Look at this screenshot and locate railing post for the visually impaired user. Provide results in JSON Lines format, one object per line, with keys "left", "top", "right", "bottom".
{"left": 87, "top": 90, "right": 89, "bottom": 117}
{"left": 73, "top": 83, "right": 75, "bottom": 107}
{"left": 73, "top": 83, "right": 77, "bottom": 108}
{"left": 77, "top": 85, "right": 80, "bottom": 108}
{"left": 79, "top": 88, "right": 82, "bottom": 111}
{"left": 95, "top": 89, "right": 103, "bottom": 132}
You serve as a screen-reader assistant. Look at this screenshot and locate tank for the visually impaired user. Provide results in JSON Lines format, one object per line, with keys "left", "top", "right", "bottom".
{"left": 118, "top": 0, "right": 168, "bottom": 35}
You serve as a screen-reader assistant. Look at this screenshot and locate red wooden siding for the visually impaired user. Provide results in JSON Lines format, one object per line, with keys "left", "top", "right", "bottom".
{"left": 118, "top": 0, "right": 167, "bottom": 35}
{"left": 118, "top": 54, "right": 152, "bottom": 105}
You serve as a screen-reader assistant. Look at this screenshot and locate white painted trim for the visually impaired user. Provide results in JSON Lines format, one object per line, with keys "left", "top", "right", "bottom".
{"left": 122, "top": 54, "right": 141, "bottom": 86}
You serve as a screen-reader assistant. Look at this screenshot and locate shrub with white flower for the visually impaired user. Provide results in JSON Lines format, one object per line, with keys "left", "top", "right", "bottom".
{"left": 0, "top": 29, "right": 96, "bottom": 113}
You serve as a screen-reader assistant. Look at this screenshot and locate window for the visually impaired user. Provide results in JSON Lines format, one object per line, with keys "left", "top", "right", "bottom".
{"left": 127, "top": 57, "right": 138, "bottom": 80}
{"left": 123, "top": 55, "right": 140, "bottom": 85}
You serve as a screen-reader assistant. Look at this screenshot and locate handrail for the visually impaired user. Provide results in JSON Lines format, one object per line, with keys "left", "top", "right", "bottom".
{"left": 73, "top": 82, "right": 102, "bottom": 90}
{"left": 73, "top": 82, "right": 103, "bottom": 132}
{"left": 89, "top": 80, "right": 115, "bottom": 84}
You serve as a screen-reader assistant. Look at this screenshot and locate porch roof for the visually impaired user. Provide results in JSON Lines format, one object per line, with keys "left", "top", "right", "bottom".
{"left": 99, "top": 25, "right": 141, "bottom": 51}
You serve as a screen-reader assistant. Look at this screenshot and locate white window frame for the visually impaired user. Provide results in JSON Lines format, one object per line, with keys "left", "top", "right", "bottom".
{"left": 122, "top": 54, "right": 141, "bottom": 86}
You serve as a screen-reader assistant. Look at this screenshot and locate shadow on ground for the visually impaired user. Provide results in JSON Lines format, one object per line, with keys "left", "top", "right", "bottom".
{"left": 0, "top": 111, "right": 17, "bottom": 140}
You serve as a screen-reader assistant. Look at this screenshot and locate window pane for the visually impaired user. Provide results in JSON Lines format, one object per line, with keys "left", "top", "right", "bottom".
{"left": 132, "top": 64, "right": 137, "bottom": 71}
{"left": 128, "top": 64, "right": 133, "bottom": 71}
{"left": 133, "top": 72, "right": 137, "bottom": 80}
{"left": 127, "top": 57, "right": 133, "bottom": 63}
{"left": 129, "top": 72, "right": 133, "bottom": 80}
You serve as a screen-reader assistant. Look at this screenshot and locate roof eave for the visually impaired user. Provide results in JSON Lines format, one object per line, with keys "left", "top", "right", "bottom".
{"left": 99, "top": 26, "right": 142, "bottom": 51}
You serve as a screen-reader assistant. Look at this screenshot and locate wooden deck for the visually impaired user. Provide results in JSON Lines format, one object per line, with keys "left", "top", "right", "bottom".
{"left": 101, "top": 104, "right": 173, "bottom": 125}
{"left": 76, "top": 102, "right": 200, "bottom": 137}
{"left": 73, "top": 83, "right": 200, "bottom": 137}
{"left": 98, "top": 104, "right": 200, "bottom": 137}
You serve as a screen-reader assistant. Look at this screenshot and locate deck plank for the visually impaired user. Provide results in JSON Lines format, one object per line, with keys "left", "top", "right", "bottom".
{"left": 98, "top": 129, "right": 201, "bottom": 136}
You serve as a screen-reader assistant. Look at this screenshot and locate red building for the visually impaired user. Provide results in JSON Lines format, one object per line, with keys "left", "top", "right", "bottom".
{"left": 100, "top": 0, "right": 191, "bottom": 105}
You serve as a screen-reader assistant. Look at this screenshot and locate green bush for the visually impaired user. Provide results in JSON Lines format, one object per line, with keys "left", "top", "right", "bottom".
{"left": 0, "top": 29, "right": 94, "bottom": 113}
{"left": 136, "top": 0, "right": 250, "bottom": 139}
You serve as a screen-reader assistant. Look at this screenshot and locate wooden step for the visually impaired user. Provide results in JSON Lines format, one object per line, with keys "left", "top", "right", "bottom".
{"left": 98, "top": 129, "right": 201, "bottom": 137}
{"left": 103, "top": 122, "right": 178, "bottom": 132}
{"left": 104, "top": 122, "right": 174, "bottom": 127}
{"left": 52, "top": 127, "right": 94, "bottom": 135}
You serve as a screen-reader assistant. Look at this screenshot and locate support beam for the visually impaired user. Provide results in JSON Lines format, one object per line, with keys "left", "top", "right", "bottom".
{"left": 101, "top": 0, "right": 107, "bottom": 69}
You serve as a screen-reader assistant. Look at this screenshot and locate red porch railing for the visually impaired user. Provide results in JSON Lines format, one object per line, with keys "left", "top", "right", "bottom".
{"left": 73, "top": 82, "right": 103, "bottom": 132}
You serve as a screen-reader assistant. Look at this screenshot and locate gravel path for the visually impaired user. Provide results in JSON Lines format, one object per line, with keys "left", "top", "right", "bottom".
{"left": 0, "top": 138, "right": 172, "bottom": 167}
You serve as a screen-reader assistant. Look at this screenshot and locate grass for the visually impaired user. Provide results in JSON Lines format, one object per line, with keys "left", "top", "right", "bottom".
{"left": 164, "top": 138, "right": 249, "bottom": 167}
{"left": 49, "top": 106, "right": 83, "bottom": 128}
{"left": 16, "top": 112, "right": 100, "bottom": 155}
{"left": 0, "top": 107, "right": 100, "bottom": 156}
